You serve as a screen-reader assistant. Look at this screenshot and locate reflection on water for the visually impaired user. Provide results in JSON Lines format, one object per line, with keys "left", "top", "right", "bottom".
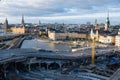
{"left": 21, "top": 39, "right": 71, "bottom": 51}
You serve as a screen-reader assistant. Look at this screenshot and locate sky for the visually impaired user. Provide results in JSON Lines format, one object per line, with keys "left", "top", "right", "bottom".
{"left": 0, "top": 0, "right": 120, "bottom": 24}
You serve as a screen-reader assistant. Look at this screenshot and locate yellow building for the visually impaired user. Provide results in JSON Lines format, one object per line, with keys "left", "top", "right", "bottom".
{"left": 99, "top": 34, "right": 115, "bottom": 44}
{"left": 68, "top": 33, "right": 87, "bottom": 39}
{"left": 48, "top": 30, "right": 87, "bottom": 40}
{"left": 115, "top": 29, "right": 120, "bottom": 47}
{"left": 11, "top": 26, "right": 25, "bottom": 34}
{"left": 48, "top": 30, "right": 68, "bottom": 40}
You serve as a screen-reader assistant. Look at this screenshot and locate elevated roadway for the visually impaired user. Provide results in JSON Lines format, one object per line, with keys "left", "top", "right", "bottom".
{"left": 0, "top": 34, "right": 23, "bottom": 42}
{"left": 0, "top": 48, "right": 119, "bottom": 80}
{"left": 0, "top": 37, "right": 25, "bottom": 50}
{"left": 0, "top": 47, "right": 119, "bottom": 64}
{"left": 110, "top": 68, "right": 120, "bottom": 80}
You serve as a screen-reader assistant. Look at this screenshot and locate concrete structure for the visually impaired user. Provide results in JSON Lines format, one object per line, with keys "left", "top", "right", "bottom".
{"left": 0, "top": 48, "right": 120, "bottom": 80}
{"left": 0, "top": 47, "right": 118, "bottom": 64}
{"left": 115, "top": 29, "right": 120, "bottom": 47}
{"left": 110, "top": 68, "right": 120, "bottom": 80}
{"left": 0, "top": 48, "right": 119, "bottom": 79}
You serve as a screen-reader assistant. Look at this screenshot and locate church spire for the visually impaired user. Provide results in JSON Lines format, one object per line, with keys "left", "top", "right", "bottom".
{"left": 22, "top": 15, "right": 24, "bottom": 24}
{"left": 5, "top": 18, "right": 8, "bottom": 25}
{"left": 107, "top": 10, "right": 109, "bottom": 18}
{"left": 106, "top": 10, "right": 110, "bottom": 26}
{"left": 2, "top": 18, "right": 9, "bottom": 29}
{"left": 94, "top": 19, "right": 97, "bottom": 27}
{"left": 39, "top": 20, "right": 41, "bottom": 26}
{"left": 104, "top": 11, "right": 110, "bottom": 31}
{"left": 6, "top": 17, "right": 8, "bottom": 21}
{"left": 21, "top": 15, "right": 25, "bottom": 27}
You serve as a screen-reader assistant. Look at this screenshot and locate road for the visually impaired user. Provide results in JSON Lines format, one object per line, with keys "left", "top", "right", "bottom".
{"left": 0, "top": 37, "right": 25, "bottom": 49}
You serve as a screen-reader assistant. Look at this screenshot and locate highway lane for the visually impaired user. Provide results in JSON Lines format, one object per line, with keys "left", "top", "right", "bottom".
{"left": 0, "top": 48, "right": 119, "bottom": 64}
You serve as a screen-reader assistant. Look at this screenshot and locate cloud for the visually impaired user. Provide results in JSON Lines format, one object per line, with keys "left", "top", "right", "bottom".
{"left": 0, "top": 0, "right": 120, "bottom": 24}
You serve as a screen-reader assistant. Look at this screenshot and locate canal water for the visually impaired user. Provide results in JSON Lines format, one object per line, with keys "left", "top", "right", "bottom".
{"left": 21, "top": 39, "right": 71, "bottom": 51}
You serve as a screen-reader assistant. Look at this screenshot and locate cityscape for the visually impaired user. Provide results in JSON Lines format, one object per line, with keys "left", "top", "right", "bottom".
{"left": 0, "top": 0, "right": 120, "bottom": 80}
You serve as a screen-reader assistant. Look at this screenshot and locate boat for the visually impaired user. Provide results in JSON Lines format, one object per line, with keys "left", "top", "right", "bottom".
{"left": 70, "top": 44, "right": 82, "bottom": 52}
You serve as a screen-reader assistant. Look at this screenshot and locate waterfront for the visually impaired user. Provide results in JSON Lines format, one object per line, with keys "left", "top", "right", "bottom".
{"left": 21, "top": 39, "right": 71, "bottom": 51}
{"left": 21, "top": 38, "right": 115, "bottom": 52}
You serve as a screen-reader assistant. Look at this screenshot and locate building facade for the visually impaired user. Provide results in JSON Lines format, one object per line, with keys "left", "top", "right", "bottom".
{"left": 11, "top": 27, "right": 25, "bottom": 34}
{"left": 115, "top": 29, "right": 120, "bottom": 47}
{"left": 90, "top": 29, "right": 99, "bottom": 41}
{"left": 90, "top": 28, "right": 115, "bottom": 44}
{"left": 99, "top": 35, "right": 115, "bottom": 44}
{"left": 48, "top": 30, "right": 87, "bottom": 40}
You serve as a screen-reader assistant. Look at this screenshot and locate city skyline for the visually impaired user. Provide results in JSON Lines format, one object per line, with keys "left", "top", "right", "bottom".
{"left": 0, "top": 0, "right": 120, "bottom": 24}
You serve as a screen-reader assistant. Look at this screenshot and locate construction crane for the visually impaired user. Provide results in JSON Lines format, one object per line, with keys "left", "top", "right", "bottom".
{"left": 91, "top": 37, "right": 95, "bottom": 64}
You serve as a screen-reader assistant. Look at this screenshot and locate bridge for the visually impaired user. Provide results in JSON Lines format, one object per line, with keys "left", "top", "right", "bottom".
{"left": 0, "top": 36, "right": 25, "bottom": 49}
{"left": 0, "top": 34, "right": 24, "bottom": 42}
{"left": 110, "top": 68, "right": 120, "bottom": 80}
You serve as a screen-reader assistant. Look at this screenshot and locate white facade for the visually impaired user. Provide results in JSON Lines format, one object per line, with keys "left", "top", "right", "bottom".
{"left": 90, "top": 29, "right": 99, "bottom": 41}
{"left": 99, "top": 35, "right": 114, "bottom": 44}
{"left": 115, "top": 29, "right": 120, "bottom": 47}
{"left": 48, "top": 31, "right": 56, "bottom": 40}
{"left": 115, "top": 35, "right": 120, "bottom": 47}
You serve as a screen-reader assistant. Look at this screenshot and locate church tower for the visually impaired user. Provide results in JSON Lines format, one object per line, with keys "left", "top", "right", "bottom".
{"left": 94, "top": 19, "right": 99, "bottom": 30}
{"left": 94, "top": 19, "right": 97, "bottom": 27}
{"left": 2, "top": 18, "right": 9, "bottom": 29}
{"left": 39, "top": 20, "right": 41, "bottom": 26}
{"left": 104, "top": 11, "right": 110, "bottom": 31}
{"left": 21, "top": 15, "right": 25, "bottom": 27}
{"left": 20, "top": 15, "right": 25, "bottom": 34}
